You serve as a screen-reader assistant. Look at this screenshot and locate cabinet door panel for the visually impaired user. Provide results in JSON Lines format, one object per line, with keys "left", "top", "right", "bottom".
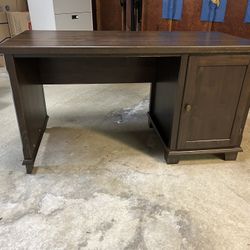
{"left": 178, "top": 56, "right": 250, "bottom": 150}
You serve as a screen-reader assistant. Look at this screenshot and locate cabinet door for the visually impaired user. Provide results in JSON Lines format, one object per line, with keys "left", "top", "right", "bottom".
{"left": 178, "top": 56, "right": 250, "bottom": 150}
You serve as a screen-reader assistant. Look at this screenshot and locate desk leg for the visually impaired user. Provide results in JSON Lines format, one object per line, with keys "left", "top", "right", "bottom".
{"left": 5, "top": 56, "right": 48, "bottom": 174}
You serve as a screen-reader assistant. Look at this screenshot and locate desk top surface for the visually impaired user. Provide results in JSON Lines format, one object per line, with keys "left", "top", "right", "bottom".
{"left": 1, "top": 31, "right": 250, "bottom": 55}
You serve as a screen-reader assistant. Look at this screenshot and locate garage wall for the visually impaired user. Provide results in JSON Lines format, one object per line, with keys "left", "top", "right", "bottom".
{"left": 142, "top": 0, "right": 250, "bottom": 38}
{"left": 96, "top": 0, "right": 250, "bottom": 39}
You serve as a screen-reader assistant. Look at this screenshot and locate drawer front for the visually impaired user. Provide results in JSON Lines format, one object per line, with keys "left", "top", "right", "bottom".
{"left": 0, "top": 24, "right": 10, "bottom": 42}
{"left": 55, "top": 12, "right": 93, "bottom": 30}
{"left": 53, "top": 0, "right": 92, "bottom": 14}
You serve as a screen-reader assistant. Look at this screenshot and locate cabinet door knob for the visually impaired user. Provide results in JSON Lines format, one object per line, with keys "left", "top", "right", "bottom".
{"left": 185, "top": 104, "right": 192, "bottom": 112}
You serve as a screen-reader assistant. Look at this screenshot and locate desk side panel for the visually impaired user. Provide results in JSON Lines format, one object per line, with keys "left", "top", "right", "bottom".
{"left": 150, "top": 56, "right": 188, "bottom": 149}
{"left": 5, "top": 56, "right": 48, "bottom": 169}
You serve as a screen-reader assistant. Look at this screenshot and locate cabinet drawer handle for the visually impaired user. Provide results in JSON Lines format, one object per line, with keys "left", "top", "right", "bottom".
{"left": 185, "top": 104, "right": 192, "bottom": 112}
{"left": 72, "top": 15, "right": 79, "bottom": 20}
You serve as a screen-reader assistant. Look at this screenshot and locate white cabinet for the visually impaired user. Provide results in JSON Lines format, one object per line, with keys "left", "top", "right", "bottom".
{"left": 27, "top": 0, "right": 93, "bottom": 31}
{"left": 53, "top": 0, "right": 92, "bottom": 14}
{"left": 55, "top": 13, "right": 92, "bottom": 30}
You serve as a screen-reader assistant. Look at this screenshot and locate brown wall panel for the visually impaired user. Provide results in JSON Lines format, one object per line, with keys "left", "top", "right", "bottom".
{"left": 96, "top": 0, "right": 250, "bottom": 39}
{"left": 142, "top": 0, "right": 209, "bottom": 31}
{"left": 212, "top": 0, "right": 250, "bottom": 39}
{"left": 142, "top": 0, "right": 250, "bottom": 38}
{"left": 142, "top": 0, "right": 167, "bottom": 30}
{"left": 96, "top": 0, "right": 122, "bottom": 30}
{"left": 173, "top": 0, "right": 209, "bottom": 31}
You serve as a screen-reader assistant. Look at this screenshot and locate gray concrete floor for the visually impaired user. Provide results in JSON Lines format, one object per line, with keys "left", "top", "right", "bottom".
{"left": 0, "top": 67, "right": 250, "bottom": 250}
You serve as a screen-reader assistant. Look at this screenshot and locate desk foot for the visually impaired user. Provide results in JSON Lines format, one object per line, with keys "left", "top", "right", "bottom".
{"left": 224, "top": 152, "right": 238, "bottom": 161}
{"left": 25, "top": 164, "right": 34, "bottom": 174}
{"left": 22, "top": 115, "right": 48, "bottom": 174}
{"left": 23, "top": 159, "right": 34, "bottom": 174}
{"left": 164, "top": 151, "right": 179, "bottom": 164}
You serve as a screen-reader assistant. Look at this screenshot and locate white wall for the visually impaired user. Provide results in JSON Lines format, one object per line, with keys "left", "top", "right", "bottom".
{"left": 27, "top": 0, "right": 56, "bottom": 30}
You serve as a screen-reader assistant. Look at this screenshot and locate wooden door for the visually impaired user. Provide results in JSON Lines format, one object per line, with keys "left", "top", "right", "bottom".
{"left": 177, "top": 55, "right": 250, "bottom": 150}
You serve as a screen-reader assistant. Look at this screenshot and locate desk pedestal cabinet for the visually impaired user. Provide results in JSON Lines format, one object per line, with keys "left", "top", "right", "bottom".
{"left": 149, "top": 55, "right": 250, "bottom": 164}
{"left": 1, "top": 31, "right": 250, "bottom": 174}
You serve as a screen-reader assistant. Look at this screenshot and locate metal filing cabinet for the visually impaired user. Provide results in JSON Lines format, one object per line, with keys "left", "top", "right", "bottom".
{"left": 27, "top": 0, "right": 93, "bottom": 30}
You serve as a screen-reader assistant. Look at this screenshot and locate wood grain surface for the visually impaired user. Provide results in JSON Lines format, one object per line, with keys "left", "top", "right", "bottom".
{"left": 1, "top": 31, "right": 250, "bottom": 55}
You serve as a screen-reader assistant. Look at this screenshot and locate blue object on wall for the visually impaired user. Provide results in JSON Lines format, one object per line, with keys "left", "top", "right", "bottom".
{"left": 162, "top": 0, "right": 183, "bottom": 20}
{"left": 245, "top": 0, "right": 250, "bottom": 23}
{"left": 201, "top": 0, "right": 227, "bottom": 22}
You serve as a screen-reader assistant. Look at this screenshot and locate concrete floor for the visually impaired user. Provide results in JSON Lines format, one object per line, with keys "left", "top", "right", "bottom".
{"left": 0, "top": 67, "right": 250, "bottom": 250}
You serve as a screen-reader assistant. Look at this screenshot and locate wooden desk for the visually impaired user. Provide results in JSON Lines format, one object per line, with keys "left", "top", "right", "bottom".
{"left": 1, "top": 31, "right": 250, "bottom": 174}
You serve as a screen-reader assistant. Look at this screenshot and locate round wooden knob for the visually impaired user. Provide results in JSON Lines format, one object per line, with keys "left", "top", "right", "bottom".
{"left": 185, "top": 104, "right": 192, "bottom": 112}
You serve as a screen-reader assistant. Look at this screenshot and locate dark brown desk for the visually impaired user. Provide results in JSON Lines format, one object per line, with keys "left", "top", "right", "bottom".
{"left": 1, "top": 31, "right": 250, "bottom": 174}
